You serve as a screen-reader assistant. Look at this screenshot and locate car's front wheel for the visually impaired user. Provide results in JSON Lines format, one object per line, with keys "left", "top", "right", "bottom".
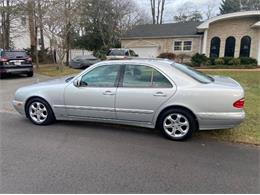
{"left": 157, "top": 108, "right": 197, "bottom": 141}
{"left": 26, "top": 98, "right": 55, "bottom": 125}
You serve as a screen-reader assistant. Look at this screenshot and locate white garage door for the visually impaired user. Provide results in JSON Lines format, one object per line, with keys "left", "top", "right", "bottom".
{"left": 130, "top": 47, "right": 158, "bottom": 58}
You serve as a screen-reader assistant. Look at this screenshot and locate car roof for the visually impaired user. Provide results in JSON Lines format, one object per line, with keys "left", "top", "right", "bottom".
{"left": 97, "top": 58, "right": 174, "bottom": 67}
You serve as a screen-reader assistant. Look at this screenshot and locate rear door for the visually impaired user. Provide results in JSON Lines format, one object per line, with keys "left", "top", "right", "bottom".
{"left": 115, "top": 64, "right": 176, "bottom": 123}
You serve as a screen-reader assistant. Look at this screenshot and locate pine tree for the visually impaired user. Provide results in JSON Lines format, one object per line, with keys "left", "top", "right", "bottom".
{"left": 219, "top": 0, "right": 241, "bottom": 14}
{"left": 220, "top": 0, "right": 260, "bottom": 14}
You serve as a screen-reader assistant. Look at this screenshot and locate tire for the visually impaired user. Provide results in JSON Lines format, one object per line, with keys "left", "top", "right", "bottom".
{"left": 27, "top": 71, "right": 33, "bottom": 77}
{"left": 157, "top": 108, "right": 197, "bottom": 141}
{"left": 26, "top": 98, "right": 55, "bottom": 125}
{"left": 0, "top": 73, "right": 6, "bottom": 79}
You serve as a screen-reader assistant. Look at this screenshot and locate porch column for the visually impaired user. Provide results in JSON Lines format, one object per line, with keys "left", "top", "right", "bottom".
{"left": 258, "top": 29, "right": 260, "bottom": 66}
{"left": 202, "top": 29, "right": 208, "bottom": 55}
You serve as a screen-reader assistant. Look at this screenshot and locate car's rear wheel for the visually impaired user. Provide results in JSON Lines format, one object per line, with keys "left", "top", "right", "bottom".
{"left": 157, "top": 108, "right": 197, "bottom": 141}
{"left": 26, "top": 98, "right": 55, "bottom": 125}
{"left": 27, "top": 71, "right": 33, "bottom": 77}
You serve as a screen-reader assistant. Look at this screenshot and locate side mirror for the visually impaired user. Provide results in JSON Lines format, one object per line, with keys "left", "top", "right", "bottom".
{"left": 73, "top": 79, "right": 81, "bottom": 87}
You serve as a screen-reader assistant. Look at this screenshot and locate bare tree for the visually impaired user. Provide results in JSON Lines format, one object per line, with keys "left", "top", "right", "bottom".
{"left": 44, "top": 0, "right": 80, "bottom": 71}
{"left": 204, "top": 1, "right": 219, "bottom": 19}
{"left": 150, "top": 0, "right": 166, "bottom": 24}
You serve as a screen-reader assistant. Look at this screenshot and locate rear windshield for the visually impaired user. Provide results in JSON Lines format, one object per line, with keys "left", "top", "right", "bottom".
{"left": 173, "top": 63, "right": 214, "bottom": 84}
{"left": 107, "top": 50, "right": 126, "bottom": 56}
{"left": 2, "top": 51, "right": 27, "bottom": 58}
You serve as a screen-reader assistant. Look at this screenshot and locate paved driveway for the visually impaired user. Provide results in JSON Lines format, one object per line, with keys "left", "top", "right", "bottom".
{"left": 0, "top": 75, "right": 259, "bottom": 193}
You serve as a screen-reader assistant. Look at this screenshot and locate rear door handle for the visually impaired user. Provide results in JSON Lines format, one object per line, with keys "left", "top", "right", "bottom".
{"left": 153, "top": 92, "right": 167, "bottom": 97}
{"left": 103, "top": 91, "right": 115, "bottom": 96}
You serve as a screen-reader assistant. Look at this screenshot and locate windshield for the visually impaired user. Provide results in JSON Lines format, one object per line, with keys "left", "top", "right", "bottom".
{"left": 2, "top": 51, "right": 27, "bottom": 58}
{"left": 173, "top": 63, "right": 214, "bottom": 84}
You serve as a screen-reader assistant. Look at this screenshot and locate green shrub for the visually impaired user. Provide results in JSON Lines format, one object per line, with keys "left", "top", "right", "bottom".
{"left": 221, "top": 57, "right": 233, "bottom": 65}
{"left": 240, "top": 57, "right": 257, "bottom": 65}
{"left": 191, "top": 53, "right": 208, "bottom": 66}
{"left": 93, "top": 46, "right": 108, "bottom": 60}
{"left": 157, "top": 52, "right": 176, "bottom": 60}
{"left": 208, "top": 57, "right": 216, "bottom": 65}
{"left": 227, "top": 58, "right": 241, "bottom": 65}
{"left": 214, "top": 58, "right": 225, "bottom": 65}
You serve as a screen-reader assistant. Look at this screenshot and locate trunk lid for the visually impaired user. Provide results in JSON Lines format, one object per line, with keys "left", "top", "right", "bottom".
{"left": 212, "top": 75, "right": 242, "bottom": 88}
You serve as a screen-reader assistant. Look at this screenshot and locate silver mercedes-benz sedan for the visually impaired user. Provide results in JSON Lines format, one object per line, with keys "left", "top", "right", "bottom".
{"left": 13, "top": 59, "right": 245, "bottom": 140}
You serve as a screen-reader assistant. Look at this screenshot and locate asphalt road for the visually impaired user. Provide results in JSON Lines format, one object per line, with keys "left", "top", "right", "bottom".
{"left": 0, "top": 74, "right": 259, "bottom": 193}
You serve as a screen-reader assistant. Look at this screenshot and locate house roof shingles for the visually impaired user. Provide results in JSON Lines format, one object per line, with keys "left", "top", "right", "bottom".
{"left": 123, "top": 21, "right": 202, "bottom": 39}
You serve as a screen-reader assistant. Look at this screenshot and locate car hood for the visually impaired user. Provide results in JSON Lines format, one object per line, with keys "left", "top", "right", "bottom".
{"left": 33, "top": 76, "right": 72, "bottom": 86}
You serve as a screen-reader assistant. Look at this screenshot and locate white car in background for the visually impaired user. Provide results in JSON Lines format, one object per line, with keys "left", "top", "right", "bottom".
{"left": 106, "top": 48, "right": 138, "bottom": 60}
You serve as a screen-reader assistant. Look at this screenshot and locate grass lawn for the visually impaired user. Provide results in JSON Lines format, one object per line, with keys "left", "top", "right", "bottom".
{"left": 35, "top": 64, "right": 81, "bottom": 77}
{"left": 36, "top": 64, "right": 260, "bottom": 145}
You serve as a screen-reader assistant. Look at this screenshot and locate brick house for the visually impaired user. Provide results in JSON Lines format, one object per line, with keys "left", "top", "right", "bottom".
{"left": 121, "top": 11, "right": 260, "bottom": 65}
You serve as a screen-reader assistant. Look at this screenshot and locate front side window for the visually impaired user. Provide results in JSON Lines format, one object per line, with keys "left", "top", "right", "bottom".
{"left": 122, "top": 65, "right": 172, "bottom": 88}
{"left": 81, "top": 65, "right": 120, "bottom": 87}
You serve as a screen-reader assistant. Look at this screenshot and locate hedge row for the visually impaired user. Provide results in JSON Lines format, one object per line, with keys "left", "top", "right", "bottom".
{"left": 191, "top": 53, "right": 258, "bottom": 67}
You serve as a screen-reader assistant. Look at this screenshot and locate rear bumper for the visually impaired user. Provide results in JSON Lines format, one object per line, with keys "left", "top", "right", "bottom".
{"left": 0, "top": 66, "right": 33, "bottom": 74}
{"left": 197, "top": 111, "right": 245, "bottom": 130}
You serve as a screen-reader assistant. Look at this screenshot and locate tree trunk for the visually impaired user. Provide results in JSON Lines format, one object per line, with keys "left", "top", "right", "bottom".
{"left": 150, "top": 0, "right": 156, "bottom": 24}
{"left": 28, "top": 0, "right": 38, "bottom": 69}
{"left": 5, "top": 0, "right": 10, "bottom": 49}
{"left": 160, "top": 0, "right": 165, "bottom": 24}
{"left": 38, "top": 1, "right": 45, "bottom": 53}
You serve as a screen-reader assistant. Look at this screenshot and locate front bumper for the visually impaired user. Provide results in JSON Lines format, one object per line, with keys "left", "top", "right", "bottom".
{"left": 12, "top": 100, "right": 26, "bottom": 115}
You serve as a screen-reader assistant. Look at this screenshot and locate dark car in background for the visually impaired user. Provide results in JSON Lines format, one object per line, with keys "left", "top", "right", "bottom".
{"left": 106, "top": 48, "right": 138, "bottom": 60}
{"left": 69, "top": 55, "right": 100, "bottom": 69}
{"left": 0, "top": 50, "right": 33, "bottom": 78}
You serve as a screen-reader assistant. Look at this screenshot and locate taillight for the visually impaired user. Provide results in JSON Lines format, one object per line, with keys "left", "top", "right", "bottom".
{"left": 27, "top": 57, "right": 32, "bottom": 62}
{"left": 0, "top": 57, "right": 8, "bottom": 62}
{"left": 233, "top": 98, "right": 245, "bottom": 108}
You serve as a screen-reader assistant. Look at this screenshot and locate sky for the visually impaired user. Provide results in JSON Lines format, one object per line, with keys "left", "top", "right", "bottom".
{"left": 135, "top": 0, "right": 223, "bottom": 23}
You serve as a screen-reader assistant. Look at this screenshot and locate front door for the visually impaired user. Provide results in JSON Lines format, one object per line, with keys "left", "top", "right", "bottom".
{"left": 64, "top": 65, "right": 121, "bottom": 119}
{"left": 116, "top": 64, "right": 176, "bottom": 123}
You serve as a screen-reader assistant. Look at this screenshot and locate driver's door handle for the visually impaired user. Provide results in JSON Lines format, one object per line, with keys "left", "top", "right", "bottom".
{"left": 153, "top": 92, "right": 167, "bottom": 97}
{"left": 103, "top": 91, "right": 115, "bottom": 96}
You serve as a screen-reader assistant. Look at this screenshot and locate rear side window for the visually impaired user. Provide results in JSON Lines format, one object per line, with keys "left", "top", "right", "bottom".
{"left": 173, "top": 63, "right": 214, "bottom": 83}
{"left": 122, "top": 65, "right": 172, "bottom": 88}
{"left": 3, "top": 51, "right": 27, "bottom": 58}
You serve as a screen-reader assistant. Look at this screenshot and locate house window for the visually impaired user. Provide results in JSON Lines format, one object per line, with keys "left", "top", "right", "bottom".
{"left": 240, "top": 36, "right": 251, "bottom": 57}
{"left": 183, "top": 41, "right": 192, "bottom": 51}
{"left": 174, "top": 41, "right": 182, "bottom": 51}
{"left": 224, "top": 36, "right": 236, "bottom": 57}
{"left": 173, "top": 41, "right": 192, "bottom": 52}
{"left": 210, "top": 37, "right": 221, "bottom": 58}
